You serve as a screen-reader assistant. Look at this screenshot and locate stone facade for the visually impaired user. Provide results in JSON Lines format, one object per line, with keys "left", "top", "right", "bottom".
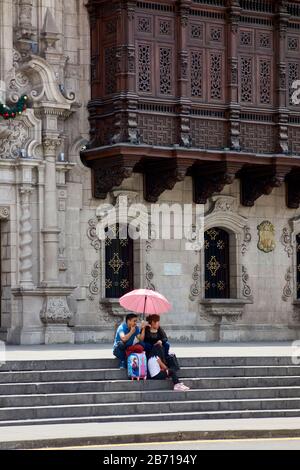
{"left": 0, "top": 1, "right": 300, "bottom": 344}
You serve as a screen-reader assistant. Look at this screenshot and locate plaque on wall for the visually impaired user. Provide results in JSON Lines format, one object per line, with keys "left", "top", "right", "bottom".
{"left": 164, "top": 263, "right": 182, "bottom": 276}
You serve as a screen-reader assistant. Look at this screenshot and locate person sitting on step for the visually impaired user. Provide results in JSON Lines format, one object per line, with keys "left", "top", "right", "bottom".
{"left": 142, "top": 314, "right": 170, "bottom": 361}
{"left": 147, "top": 345, "right": 190, "bottom": 392}
{"left": 113, "top": 313, "right": 147, "bottom": 369}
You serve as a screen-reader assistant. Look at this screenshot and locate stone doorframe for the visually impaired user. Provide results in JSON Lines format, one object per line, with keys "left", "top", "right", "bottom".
{"left": 290, "top": 216, "right": 300, "bottom": 315}
{"left": 0, "top": 207, "right": 10, "bottom": 333}
{"left": 96, "top": 190, "right": 150, "bottom": 320}
{"left": 199, "top": 196, "right": 253, "bottom": 321}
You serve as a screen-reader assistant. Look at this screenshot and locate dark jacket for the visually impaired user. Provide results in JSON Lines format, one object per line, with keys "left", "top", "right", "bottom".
{"left": 144, "top": 326, "right": 168, "bottom": 346}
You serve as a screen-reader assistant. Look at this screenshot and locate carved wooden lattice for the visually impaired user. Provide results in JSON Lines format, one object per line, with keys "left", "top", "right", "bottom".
{"left": 240, "top": 123, "right": 276, "bottom": 153}
{"left": 190, "top": 119, "right": 227, "bottom": 149}
{"left": 138, "top": 114, "right": 176, "bottom": 146}
{"left": 241, "top": 56, "right": 253, "bottom": 103}
{"left": 259, "top": 59, "right": 271, "bottom": 105}
{"left": 191, "top": 51, "right": 203, "bottom": 98}
{"left": 210, "top": 52, "right": 222, "bottom": 100}
{"left": 289, "top": 62, "right": 300, "bottom": 106}
{"left": 138, "top": 44, "right": 151, "bottom": 93}
{"left": 105, "top": 47, "right": 117, "bottom": 95}
{"left": 159, "top": 47, "right": 172, "bottom": 95}
{"left": 289, "top": 127, "right": 300, "bottom": 155}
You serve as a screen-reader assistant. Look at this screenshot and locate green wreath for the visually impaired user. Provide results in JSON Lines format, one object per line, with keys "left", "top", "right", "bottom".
{"left": 0, "top": 95, "right": 28, "bottom": 120}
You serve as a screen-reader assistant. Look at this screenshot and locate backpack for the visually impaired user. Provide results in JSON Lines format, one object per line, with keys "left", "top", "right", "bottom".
{"left": 127, "top": 352, "right": 147, "bottom": 381}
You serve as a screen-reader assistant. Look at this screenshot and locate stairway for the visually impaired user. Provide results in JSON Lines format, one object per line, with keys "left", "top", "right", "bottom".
{"left": 0, "top": 356, "right": 300, "bottom": 426}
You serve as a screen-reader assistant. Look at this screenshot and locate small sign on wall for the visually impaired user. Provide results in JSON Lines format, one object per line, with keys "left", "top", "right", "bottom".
{"left": 164, "top": 263, "right": 182, "bottom": 276}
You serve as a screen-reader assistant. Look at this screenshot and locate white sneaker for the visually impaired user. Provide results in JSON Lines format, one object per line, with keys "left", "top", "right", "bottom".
{"left": 174, "top": 383, "right": 189, "bottom": 391}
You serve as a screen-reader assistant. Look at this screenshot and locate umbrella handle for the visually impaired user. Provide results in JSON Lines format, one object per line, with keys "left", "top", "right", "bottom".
{"left": 142, "top": 296, "right": 147, "bottom": 321}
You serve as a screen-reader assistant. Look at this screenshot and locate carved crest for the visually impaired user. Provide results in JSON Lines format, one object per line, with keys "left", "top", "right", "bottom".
{"left": 257, "top": 221, "right": 276, "bottom": 253}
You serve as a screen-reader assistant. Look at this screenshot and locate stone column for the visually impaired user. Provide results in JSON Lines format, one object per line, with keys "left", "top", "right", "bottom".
{"left": 19, "top": 186, "right": 34, "bottom": 289}
{"left": 177, "top": 0, "right": 192, "bottom": 147}
{"left": 16, "top": 0, "right": 35, "bottom": 57}
{"left": 0, "top": 0, "right": 13, "bottom": 102}
{"left": 227, "top": 0, "right": 241, "bottom": 151}
{"left": 42, "top": 136, "right": 61, "bottom": 286}
{"left": 275, "top": 1, "right": 290, "bottom": 154}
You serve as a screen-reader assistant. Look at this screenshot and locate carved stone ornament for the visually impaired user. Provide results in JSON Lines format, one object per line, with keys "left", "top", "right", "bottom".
{"left": 146, "top": 263, "right": 155, "bottom": 291}
{"left": 87, "top": 218, "right": 101, "bottom": 252}
{"left": 189, "top": 265, "right": 201, "bottom": 301}
{"left": 282, "top": 267, "right": 293, "bottom": 302}
{"left": 257, "top": 221, "right": 276, "bottom": 253}
{"left": 0, "top": 207, "right": 10, "bottom": 220}
{"left": 281, "top": 227, "right": 293, "bottom": 258}
{"left": 40, "top": 297, "right": 73, "bottom": 325}
{"left": 242, "top": 265, "right": 253, "bottom": 299}
{"left": 88, "top": 261, "right": 101, "bottom": 301}
{"left": 241, "top": 226, "right": 252, "bottom": 256}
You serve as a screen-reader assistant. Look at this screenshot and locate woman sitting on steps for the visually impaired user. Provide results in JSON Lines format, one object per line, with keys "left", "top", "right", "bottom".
{"left": 147, "top": 345, "right": 190, "bottom": 392}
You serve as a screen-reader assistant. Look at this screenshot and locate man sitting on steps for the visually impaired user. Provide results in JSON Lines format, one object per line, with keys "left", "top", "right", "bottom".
{"left": 113, "top": 313, "right": 147, "bottom": 369}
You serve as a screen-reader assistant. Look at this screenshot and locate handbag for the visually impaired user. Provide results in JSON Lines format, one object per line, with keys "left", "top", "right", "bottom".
{"left": 166, "top": 353, "right": 180, "bottom": 371}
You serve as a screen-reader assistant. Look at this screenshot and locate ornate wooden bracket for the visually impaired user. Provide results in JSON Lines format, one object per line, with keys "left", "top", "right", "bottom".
{"left": 82, "top": 155, "right": 141, "bottom": 199}
{"left": 240, "top": 164, "right": 290, "bottom": 207}
{"left": 144, "top": 158, "right": 193, "bottom": 203}
{"left": 287, "top": 170, "right": 300, "bottom": 209}
{"left": 192, "top": 162, "right": 242, "bottom": 204}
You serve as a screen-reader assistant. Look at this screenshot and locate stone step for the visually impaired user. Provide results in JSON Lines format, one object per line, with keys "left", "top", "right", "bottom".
{"left": 1, "top": 386, "right": 300, "bottom": 407}
{"left": 1, "top": 407, "right": 300, "bottom": 427}
{"left": 0, "top": 356, "right": 296, "bottom": 371}
{"left": 1, "top": 365, "right": 300, "bottom": 383}
{"left": 1, "top": 397, "right": 300, "bottom": 421}
{"left": 0, "top": 375, "right": 300, "bottom": 395}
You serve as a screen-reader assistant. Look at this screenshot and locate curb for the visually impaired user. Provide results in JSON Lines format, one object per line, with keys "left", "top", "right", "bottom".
{"left": 1, "top": 428, "right": 300, "bottom": 450}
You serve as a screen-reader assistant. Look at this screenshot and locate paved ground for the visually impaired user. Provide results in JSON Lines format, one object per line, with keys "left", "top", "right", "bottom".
{"left": 61, "top": 437, "right": 300, "bottom": 451}
{"left": 3, "top": 341, "right": 297, "bottom": 361}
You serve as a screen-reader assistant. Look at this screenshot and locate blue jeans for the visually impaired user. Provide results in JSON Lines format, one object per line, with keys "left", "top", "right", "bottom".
{"left": 113, "top": 341, "right": 126, "bottom": 362}
{"left": 141, "top": 341, "right": 170, "bottom": 359}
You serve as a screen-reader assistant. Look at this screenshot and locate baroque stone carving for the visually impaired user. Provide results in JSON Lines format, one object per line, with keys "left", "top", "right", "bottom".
{"left": 88, "top": 261, "right": 101, "bottom": 301}
{"left": 19, "top": 186, "right": 34, "bottom": 288}
{"left": 282, "top": 267, "right": 293, "bottom": 302}
{"left": 146, "top": 263, "right": 155, "bottom": 291}
{"left": 281, "top": 227, "right": 293, "bottom": 258}
{"left": 87, "top": 218, "right": 101, "bottom": 252}
{"left": 257, "top": 221, "right": 276, "bottom": 253}
{"left": 241, "top": 226, "right": 252, "bottom": 255}
{"left": 189, "top": 265, "right": 201, "bottom": 301}
{"left": 242, "top": 266, "right": 252, "bottom": 299}
{"left": 40, "top": 297, "right": 72, "bottom": 325}
{"left": 0, "top": 207, "right": 10, "bottom": 220}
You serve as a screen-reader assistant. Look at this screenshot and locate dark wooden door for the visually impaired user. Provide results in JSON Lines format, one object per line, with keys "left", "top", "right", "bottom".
{"left": 205, "top": 228, "right": 230, "bottom": 299}
{"left": 105, "top": 224, "right": 134, "bottom": 299}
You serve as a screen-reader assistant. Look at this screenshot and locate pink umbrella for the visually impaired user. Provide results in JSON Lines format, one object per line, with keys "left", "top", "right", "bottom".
{"left": 119, "top": 289, "right": 171, "bottom": 318}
